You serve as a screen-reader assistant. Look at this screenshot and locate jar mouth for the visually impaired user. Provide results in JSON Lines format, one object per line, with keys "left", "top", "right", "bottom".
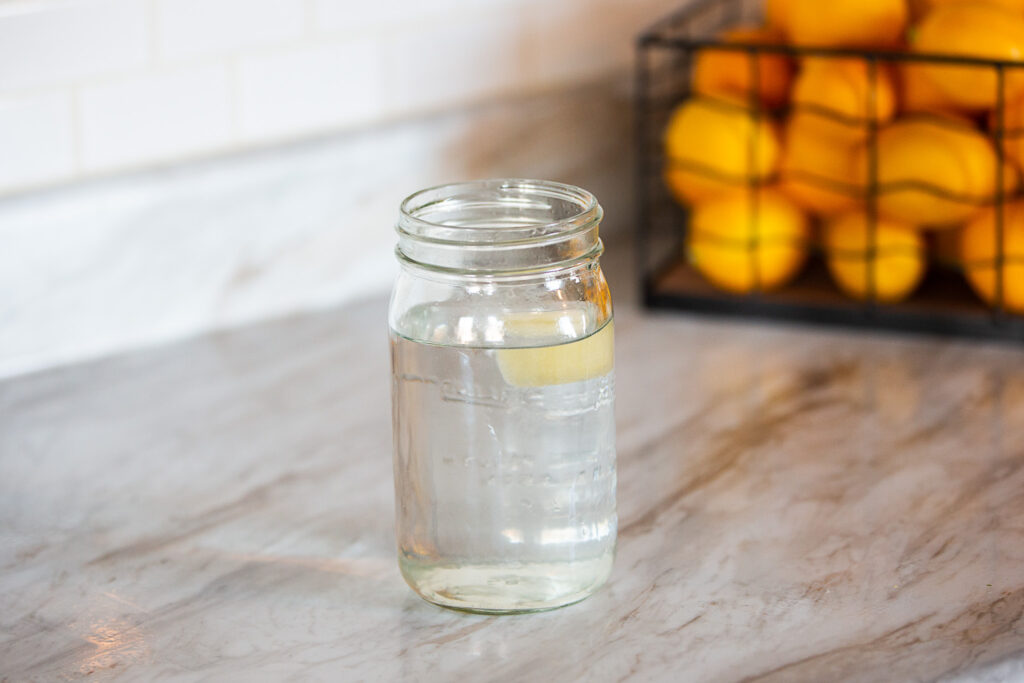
{"left": 396, "top": 179, "right": 604, "bottom": 274}
{"left": 398, "top": 179, "right": 601, "bottom": 246}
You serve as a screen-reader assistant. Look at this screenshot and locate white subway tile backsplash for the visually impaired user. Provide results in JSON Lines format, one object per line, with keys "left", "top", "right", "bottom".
{"left": 81, "top": 64, "right": 232, "bottom": 171}
{"left": 383, "top": 8, "right": 526, "bottom": 115}
{"left": 312, "top": 0, "right": 465, "bottom": 33}
{"left": 0, "top": 0, "right": 676, "bottom": 195}
{"left": 238, "top": 40, "right": 381, "bottom": 142}
{"left": 156, "top": 0, "right": 305, "bottom": 62}
{"left": 0, "top": 0, "right": 149, "bottom": 93}
{"left": 0, "top": 82, "right": 628, "bottom": 378}
{"left": 0, "top": 91, "right": 75, "bottom": 191}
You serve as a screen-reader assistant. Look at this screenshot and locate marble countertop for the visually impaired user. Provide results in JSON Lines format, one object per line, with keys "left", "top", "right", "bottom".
{"left": 3, "top": 256, "right": 1024, "bottom": 681}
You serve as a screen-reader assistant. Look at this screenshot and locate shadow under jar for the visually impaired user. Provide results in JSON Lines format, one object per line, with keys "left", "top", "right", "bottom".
{"left": 389, "top": 179, "right": 617, "bottom": 613}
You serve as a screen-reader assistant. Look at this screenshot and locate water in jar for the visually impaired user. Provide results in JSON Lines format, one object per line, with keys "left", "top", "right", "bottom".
{"left": 390, "top": 302, "right": 616, "bottom": 612}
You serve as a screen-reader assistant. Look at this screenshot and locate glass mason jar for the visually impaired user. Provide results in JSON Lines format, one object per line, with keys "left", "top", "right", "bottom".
{"left": 389, "top": 179, "right": 616, "bottom": 613}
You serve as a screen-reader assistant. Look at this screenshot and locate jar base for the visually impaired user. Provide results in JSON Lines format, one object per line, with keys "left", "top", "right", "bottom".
{"left": 399, "top": 554, "right": 613, "bottom": 614}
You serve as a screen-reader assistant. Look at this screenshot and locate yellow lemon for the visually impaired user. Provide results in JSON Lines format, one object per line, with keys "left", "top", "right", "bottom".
{"left": 911, "top": 2, "right": 1024, "bottom": 110}
{"left": 897, "top": 63, "right": 967, "bottom": 118}
{"left": 911, "top": 0, "right": 1024, "bottom": 20}
{"left": 663, "top": 98, "right": 780, "bottom": 205}
{"left": 765, "top": 0, "right": 791, "bottom": 35}
{"left": 824, "top": 212, "right": 927, "bottom": 302}
{"left": 693, "top": 26, "right": 793, "bottom": 109}
{"left": 779, "top": 115, "right": 865, "bottom": 215}
{"left": 687, "top": 190, "right": 810, "bottom": 293}
{"left": 960, "top": 201, "right": 1024, "bottom": 312}
{"left": 858, "top": 117, "right": 1016, "bottom": 227}
{"left": 993, "top": 95, "right": 1024, "bottom": 174}
{"left": 791, "top": 58, "right": 897, "bottom": 143}
{"left": 780, "top": 0, "right": 908, "bottom": 48}
{"left": 496, "top": 316, "right": 614, "bottom": 387}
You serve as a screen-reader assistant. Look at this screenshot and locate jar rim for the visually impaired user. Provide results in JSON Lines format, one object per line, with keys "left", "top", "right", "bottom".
{"left": 397, "top": 178, "right": 601, "bottom": 246}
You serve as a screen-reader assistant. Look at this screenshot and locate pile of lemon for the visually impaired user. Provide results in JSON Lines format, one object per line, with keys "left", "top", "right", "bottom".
{"left": 664, "top": 0, "right": 1024, "bottom": 311}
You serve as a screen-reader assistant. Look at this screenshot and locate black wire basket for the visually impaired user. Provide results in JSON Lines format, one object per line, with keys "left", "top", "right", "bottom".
{"left": 635, "top": 0, "right": 1024, "bottom": 341}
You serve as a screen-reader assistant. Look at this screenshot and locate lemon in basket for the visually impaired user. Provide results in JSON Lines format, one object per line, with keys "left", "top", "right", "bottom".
{"left": 910, "top": 0, "right": 1024, "bottom": 20}
{"left": 911, "top": 1, "right": 1024, "bottom": 110}
{"left": 693, "top": 26, "right": 793, "bottom": 109}
{"left": 496, "top": 312, "right": 614, "bottom": 388}
{"left": 897, "top": 63, "right": 967, "bottom": 118}
{"left": 824, "top": 212, "right": 927, "bottom": 303}
{"left": 663, "top": 98, "right": 780, "bottom": 205}
{"left": 790, "top": 58, "right": 897, "bottom": 144}
{"left": 993, "top": 96, "right": 1024, "bottom": 174}
{"left": 687, "top": 189, "right": 810, "bottom": 294}
{"left": 856, "top": 117, "right": 1018, "bottom": 227}
{"left": 765, "top": 0, "right": 791, "bottom": 34}
{"left": 960, "top": 202, "right": 1024, "bottom": 312}
{"left": 779, "top": 116, "right": 864, "bottom": 215}
{"left": 777, "top": 0, "right": 907, "bottom": 48}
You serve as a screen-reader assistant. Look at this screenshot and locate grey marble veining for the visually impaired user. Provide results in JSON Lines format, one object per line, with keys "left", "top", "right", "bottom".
{"left": 2, "top": 253, "right": 1024, "bottom": 681}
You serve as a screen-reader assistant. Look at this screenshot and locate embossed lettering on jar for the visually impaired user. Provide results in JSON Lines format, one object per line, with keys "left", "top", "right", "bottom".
{"left": 389, "top": 179, "right": 616, "bottom": 613}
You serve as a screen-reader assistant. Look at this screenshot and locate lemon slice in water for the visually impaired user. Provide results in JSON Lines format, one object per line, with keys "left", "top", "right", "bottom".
{"left": 496, "top": 311, "right": 614, "bottom": 387}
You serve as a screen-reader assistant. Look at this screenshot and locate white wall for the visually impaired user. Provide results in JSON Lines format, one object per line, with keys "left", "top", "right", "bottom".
{"left": 0, "top": 0, "right": 675, "bottom": 195}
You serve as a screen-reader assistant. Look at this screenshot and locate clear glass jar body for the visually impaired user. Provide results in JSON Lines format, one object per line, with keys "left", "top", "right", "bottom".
{"left": 389, "top": 179, "right": 616, "bottom": 613}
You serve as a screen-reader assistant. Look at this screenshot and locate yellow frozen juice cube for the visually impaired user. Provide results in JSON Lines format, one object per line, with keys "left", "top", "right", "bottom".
{"left": 496, "top": 314, "right": 614, "bottom": 387}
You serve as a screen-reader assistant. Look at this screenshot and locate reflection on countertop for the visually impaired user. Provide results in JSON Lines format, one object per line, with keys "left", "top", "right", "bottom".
{"left": 2, "top": 246, "right": 1023, "bottom": 681}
